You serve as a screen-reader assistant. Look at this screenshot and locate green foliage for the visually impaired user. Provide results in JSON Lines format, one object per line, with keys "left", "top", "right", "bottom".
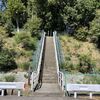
{"left": 24, "top": 16, "right": 41, "bottom": 34}
{"left": 89, "top": 10, "right": 100, "bottom": 47}
{"left": 0, "top": 26, "right": 7, "bottom": 37}
{"left": 0, "top": 26, "right": 7, "bottom": 50}
{"left": 59, "top": 35, "right": 99, "bottom": 74}
{"left": 1, "top": 0, "right": 98, "bottom": 33}
{"left": 5, "top": 75, "right": 15, "bottom": 82}
{"left": 63, "top": 5, "right": 78, "bottom": 25}
{"left": 75, "top": 0, "right": 97, "bottom": 26}
{"left": 62, "top": 0, "right": 97, "bottom": 32}
{"left": 96, "top": 0, "right": 100, "bottom": 8}
{"left": 18, "top": 62, "right": 30, "bottom": 71}
{"left": 78, "top": 75, "right": 100, "bottom": 84}
{"left": 75, "top": 27, "right": 89, "bottom": 41}
{"left": 4, "top": 21, "right": 15, "bottom": 36}
{"left": 27, "top": 0, "right": 37, "bottom": 18}
{"left": 6, "top": 0, "right": 27, "bottom": 31}
{"left": 78, "top": 54, "right": 95, "bottom": 73}
{"left": 14, "top": 31, "right": 37, "bottom": 50}
{"left": 6, "top": 0, "right": 25, "bottom": 18}
{"left": 0, "top": 49, "right": 17, "bottom": 72}
{"left": 61, "top": 54, "right": 79, "bottom": 72}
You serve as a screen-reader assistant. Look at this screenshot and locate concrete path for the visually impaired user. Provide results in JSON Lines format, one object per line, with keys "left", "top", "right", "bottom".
{"left": 0, "top": 96, "right": 96, "bottom": 100}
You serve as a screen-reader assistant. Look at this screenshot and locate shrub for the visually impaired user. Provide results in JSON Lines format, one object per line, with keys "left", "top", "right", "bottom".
{"left": 4, "top": 21, "right": 15, "bottom": 37}
{"left": 19, "top": 62, "right": 30, "bottom": 71}
{"left": 0, "top": 26, "right": 7, "bottom": 50}
{"left": 0, "top": 49, "right": 17, "bottom": 72}
{"left": 5, "top": 75, "right": 15, "bottom": 82}
{"left": 78, "top": 54, "right": 96, "bottom": 73}
{"left": 78, "top": 75, "right": 100, "bottom": 84}
{"left": 14, "top": 31, "right": 37, "bottom": 50}
{"left": 75, "top": 27, "right": 89, "bottom": 41}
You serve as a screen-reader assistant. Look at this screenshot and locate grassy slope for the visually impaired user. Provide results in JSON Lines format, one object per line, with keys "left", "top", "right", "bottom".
{"left": 4, "top": 34, "right": 36, "bottom": 72}
{"left": 60, "top": 35, "right": 100, "bottom": 73}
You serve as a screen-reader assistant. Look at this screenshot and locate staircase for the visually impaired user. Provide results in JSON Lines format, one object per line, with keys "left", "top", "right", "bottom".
{"left": 43, "top": 36, "right": 58, "bottom": 83}
{"left": 34, "top": 36, "right": 63, "bottom": 97}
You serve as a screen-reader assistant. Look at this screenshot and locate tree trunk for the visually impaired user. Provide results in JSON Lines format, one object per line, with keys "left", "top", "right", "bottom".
{"left": 16, "top": 18, "right": 19, "bottom": 33}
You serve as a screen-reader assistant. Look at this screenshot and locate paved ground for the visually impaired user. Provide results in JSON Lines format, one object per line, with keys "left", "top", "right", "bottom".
{"left": 0, "top": 96, "right": 100, "bottom": 100}
{"left": 0, "top": 96, "right": 93, "bottom": 100}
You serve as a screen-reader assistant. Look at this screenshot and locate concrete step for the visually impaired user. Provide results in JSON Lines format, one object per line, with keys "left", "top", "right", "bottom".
{"left": 43, "top": 69, "right": 57, "bottom": 72}
{"left": 43, "top": 67, "right": 56, "bottom": 70}
{"left": 35, "top": 83, "right": 62, "bottom": 94}
{"left": 43, "top": 78, "right": 57, "bottom": 83}
{"left": 33, "top": 92, "right": 63, "bottom": 97}
{"left": 43, "top": 79, "right": 58, "bottom": 83}
{"left": 43, "top": 71, "right": 57, "bottom": 75}
{"left": 43, "top": 75, "right": 57, "bottom": 79}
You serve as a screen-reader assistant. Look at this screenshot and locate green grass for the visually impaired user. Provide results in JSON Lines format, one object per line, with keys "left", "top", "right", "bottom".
{"left": 60, "top": 35, "right": 100, "bottom": 73}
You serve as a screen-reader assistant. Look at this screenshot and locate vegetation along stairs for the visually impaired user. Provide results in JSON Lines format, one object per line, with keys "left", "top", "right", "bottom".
{"left": 33, "top": 36, "right": 63, "bottom": 97}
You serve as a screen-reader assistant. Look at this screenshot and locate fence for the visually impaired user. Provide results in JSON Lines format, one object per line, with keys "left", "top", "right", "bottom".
{"left": 31, "top": 32, "right": 45, "bottom": 91}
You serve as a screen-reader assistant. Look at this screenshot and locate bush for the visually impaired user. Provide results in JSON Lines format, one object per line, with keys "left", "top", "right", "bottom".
{"left": 78, "top": 75, "right": 100, "bottom": 84}
{"left": 4, "top": 21, "right": 15, "bottom": 37}
{"left": 0, "top": 49, "right": 17, "bottom": 72}
{"left": 5, "top": 75, "right": 15, "bottom": 82}
{"left": 78, "top": 54, "right": 95, "bottom": 73}
{"left": 19, "top": 62, "right": 30, "bottom": 71}
{"left": 62, "top": 54, "right": 79, "bottom": 72}
{"left": 14, "top": 31, "right": 37, "bottom": 50}
{"left": 75, "top": 27, "right": 89, "bottom": 41}
{"left": 0, "top": 26, "right": 7, "bottom": 50}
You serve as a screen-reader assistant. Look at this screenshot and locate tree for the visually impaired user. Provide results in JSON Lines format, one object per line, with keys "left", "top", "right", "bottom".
{"left": 35, "top": 0, "right": 48, "bottom": 30}
{"left": 27, "top": 0, "right": 37, "bottom": 18}
{"left": 21, "top": 0, "right": 28, "bottom": 7}
{"left": 24, "top": 15, "right": 41, "bottom": 35}
{"left": 6, "top": 0, "right": 27, "bottom": 32}
{"left": 75, "top": 0, "right": 97, "bottom": 27}
{"left": 90, "top": 10, "right": 100, "bottom": 48}
{"left": 47, "top": 1, "right": 65, "bottom": 31}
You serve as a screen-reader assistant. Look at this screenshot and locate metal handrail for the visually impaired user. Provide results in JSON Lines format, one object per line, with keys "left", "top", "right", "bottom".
{"left": 53, "top": 31, "right": 65, "bottom": 91}
{"left": 31, "top": 32, "right": 46, "bottom": 91}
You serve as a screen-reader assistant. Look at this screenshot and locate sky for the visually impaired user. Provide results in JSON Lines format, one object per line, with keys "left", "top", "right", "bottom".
{"left": 0, "top": 0, "right": 2, "bottom": 10}
{"left": 0, "top": 0, "right": 5, "bottom": 11}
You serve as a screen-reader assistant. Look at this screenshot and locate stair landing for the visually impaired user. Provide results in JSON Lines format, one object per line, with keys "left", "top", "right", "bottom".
{"left": 34, "top": 83, "right": 63, "bottom": 97}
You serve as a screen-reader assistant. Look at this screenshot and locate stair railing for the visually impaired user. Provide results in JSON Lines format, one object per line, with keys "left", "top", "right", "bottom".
{"left": 31, "top": 32, "right": 46, "bottom": 91}
{"left": 53, "top": 31, "right": 65, "bottom": 91}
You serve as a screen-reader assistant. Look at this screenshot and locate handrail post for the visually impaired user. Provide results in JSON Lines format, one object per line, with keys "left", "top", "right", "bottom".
{"left": 31, "top": 72, "right": 34, "bottom": 91}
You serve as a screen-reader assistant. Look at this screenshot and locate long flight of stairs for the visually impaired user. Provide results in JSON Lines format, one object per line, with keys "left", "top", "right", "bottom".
{"left": 33, "top": 36, "right": 63, "bottom": 97}
{"left": 42, "top": 36, "right": 58, "bottom": 83}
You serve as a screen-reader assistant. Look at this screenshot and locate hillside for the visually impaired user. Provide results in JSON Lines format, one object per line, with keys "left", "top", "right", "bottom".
{"left": 60, "top": 35, "right": 100, "bottom": 74}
